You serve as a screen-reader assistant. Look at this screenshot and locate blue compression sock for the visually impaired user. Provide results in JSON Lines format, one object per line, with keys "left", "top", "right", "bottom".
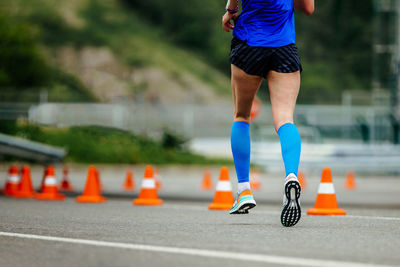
{"left": 278, "top": 123, "right": 301, "bottom": 176}
{"left": 231, "top": 121, "right": 250, "bottom": 183}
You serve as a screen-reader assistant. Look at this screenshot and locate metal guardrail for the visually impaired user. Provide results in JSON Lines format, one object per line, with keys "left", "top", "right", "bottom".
{"left": 27, "top": 102, "right": 394, "bottom": 142}
{"left": 0, "top": 133, "right": 66, "bottom": 163}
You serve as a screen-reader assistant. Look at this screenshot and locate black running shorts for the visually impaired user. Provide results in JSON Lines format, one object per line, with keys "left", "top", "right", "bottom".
{"left": 229, "top": 37, "right": 302, "bottom": 77}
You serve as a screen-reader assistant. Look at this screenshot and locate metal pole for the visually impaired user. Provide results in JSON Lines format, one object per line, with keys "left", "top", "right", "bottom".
{"left": 393, "top": 0, "right": 400, "bottom": 144}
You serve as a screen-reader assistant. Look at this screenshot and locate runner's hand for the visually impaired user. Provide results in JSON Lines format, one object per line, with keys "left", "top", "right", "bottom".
{"left": 222, "top": 11, "right": 238, "bottom": 32}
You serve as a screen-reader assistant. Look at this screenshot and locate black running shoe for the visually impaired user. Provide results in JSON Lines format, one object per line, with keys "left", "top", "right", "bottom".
{"left": 281, "top": 174, "right": 301, "bottom": 227}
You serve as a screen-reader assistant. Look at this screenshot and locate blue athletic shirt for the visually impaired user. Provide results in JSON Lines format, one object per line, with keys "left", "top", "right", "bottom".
{"left": 233, "top": 0, "right": 295, "bottom": 47}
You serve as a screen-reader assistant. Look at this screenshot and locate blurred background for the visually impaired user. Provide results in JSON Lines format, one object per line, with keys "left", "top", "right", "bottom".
{"left": 1, "top": 0, "right": 400, "bottom": 174}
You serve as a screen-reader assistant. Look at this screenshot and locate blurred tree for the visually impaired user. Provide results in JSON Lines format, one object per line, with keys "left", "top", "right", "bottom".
{"left": 296, "top": 0, "right": 374, "bottom": 102}
{"left": 0, "top": 12, "right": 96, "bottom": 102}
{"left": 0, "top": 15, "right": 50, "bottom": 88}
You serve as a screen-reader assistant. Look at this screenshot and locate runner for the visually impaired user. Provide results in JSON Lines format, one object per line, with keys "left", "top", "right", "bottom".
{"left": 223, "top": 0, "right": 314, "bottom": 227}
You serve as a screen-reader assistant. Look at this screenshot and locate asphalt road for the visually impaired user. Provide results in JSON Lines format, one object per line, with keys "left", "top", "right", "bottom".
{"left": 1, "top": 164, "right": 400, "bottom": 266}
{"left": 0, "top": 197, "right": 400, "bottom": 267}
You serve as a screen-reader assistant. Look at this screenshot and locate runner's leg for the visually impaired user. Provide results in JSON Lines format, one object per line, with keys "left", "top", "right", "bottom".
{"left": 267, "top": 70, "right": 302, "bottom": 226}
{"left": 231, "top": 64, "right": 262, "bottom": 188}
{"left": 229, "top": 64, "right": 261, "bottom": 214}
{"left": 267, "top": 70, "right": 301, "bottom": 176}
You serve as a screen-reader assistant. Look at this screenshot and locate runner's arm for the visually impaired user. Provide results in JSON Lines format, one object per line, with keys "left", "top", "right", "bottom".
{"left": 294, "top": 0, "right": 314, "bottom": 15}
{"left": 222, "top": 0, "right": 239, "bottom": 32}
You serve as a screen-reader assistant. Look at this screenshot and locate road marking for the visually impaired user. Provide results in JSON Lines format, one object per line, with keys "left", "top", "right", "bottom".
{"left": 165, "top": 204, "right": 400, "bottom": 221}
{"left": 0, "top": 231, "right": 392, "bottom": 267}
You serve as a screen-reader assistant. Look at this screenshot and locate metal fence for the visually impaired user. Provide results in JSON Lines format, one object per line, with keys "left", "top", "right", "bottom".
{"left": 25, "top": 102, "right": 395, "bottom": 143}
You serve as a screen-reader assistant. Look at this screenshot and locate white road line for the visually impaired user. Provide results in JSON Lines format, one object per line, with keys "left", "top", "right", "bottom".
{"left": 0, "top": 231, "right": 392, "bottom": 267}
{"left": 165, "top": 204, "right": 400, "bottom": 221}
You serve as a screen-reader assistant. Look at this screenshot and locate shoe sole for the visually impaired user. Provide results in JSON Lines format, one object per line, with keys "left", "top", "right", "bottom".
{"left": 230, "top": 199, "right": 256, "bottom": 214}
{"left": 281, "top": 180, "right": 301, "bottom": 227}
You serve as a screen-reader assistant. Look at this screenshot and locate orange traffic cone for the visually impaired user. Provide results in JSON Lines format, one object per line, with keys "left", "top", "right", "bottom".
{"left": 76, "top": 166, "right": 106, "bottom": 203}
{"left": 3, "top": 165, "right": 20, "bottom": 196}
{"left": 60, "top": 166, "right": 74, "bottom": 192}
{"left": 250, "top": 170, "right": 261, "bottom": 190}
{"left": 154, "top": 168, "right": 162, "bottom": 190}
{"left": 345, "top": 171, "right": 356, "bottom": 190}
{"left": 35, "top": 166, "right": 65, "bottom": 201}
{"left": 209, "top": 167, "right": 234, "bottom": 210}
{"left": 13, "top": 165, "right": 35, "bottom": 198}
{"left": 298, "top": 171, "right": 307, "bottom": 190}
{"left": 201, "top": 169, "right": 213, "bottom": 190}
{"left": 133, "top": 165, "right": 163, "bottom": 205}
{"left": 123, "top": 169, "right": 135, "bottom": 191}
{"left": 307, "top": 168, "right": 346, "bottom": 216}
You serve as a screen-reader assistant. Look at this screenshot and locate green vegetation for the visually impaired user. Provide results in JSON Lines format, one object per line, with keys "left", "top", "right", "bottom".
{"left": 121, "top": 0, "right": 231, "bottom": 71}
{"left": 295, "top": 0, "right": 373, "bottom": 103}
{"left": 0, "top": 122, "right": 231, "bottom": 164}
{"left": 1, "top": 0, "right": 230, "bottom": 97}
{"left": 0, "top": 15, "right": 49, "bottom": 88}
{"left": 0, "top": 13, "right": 96, "bottom": 102}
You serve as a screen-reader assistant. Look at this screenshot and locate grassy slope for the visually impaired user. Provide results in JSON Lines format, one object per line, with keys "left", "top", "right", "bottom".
{"left": 85, "top": 0, "right": 230, "bottom": 96}
{"left": 0, "top": 13, "right": 96, "bottom": 102}
{"left": 5, "top": 0, "right": 230, "bottom": 99}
